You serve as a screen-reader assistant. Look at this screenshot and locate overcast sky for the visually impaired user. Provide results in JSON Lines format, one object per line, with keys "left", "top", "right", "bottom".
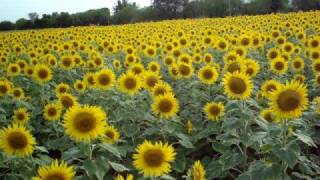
{"left": 0, "top": 0, "right": 151, "bottom": 22}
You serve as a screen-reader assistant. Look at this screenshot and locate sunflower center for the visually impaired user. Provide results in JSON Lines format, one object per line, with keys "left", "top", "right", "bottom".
{"left": 294, "top": 61, "right": 301, "bottom": 68}
{"left": 146, "top": 77, "right": 158, "bottom": 88}
{"left": 13, "top": 90, "right": 21, "bottom": 97}
{"left": 144, "top": 149, "right": 165, "bottom": 167}
{"left": 158, "top": 99, "right": 173, "bottom": 113}
{"left": 269, "top": 51, "right": 277, "bottom": 59}
{"left": 154, "top": 87, "right": 166, "bottom": 96}
{"left": 246, "top": 68, "right": 254, "bottom": 76}
{"left": 209, "top": 105, "right": 220, "bottom": 116}
{"left": 277, "top": 90, "right": 301, "bottom": 111}
{"left": 132, "top": 67, "right": 142, "bottom": 74}
{"left": 74, "top": 112, "right": 96, "bottom": 133}
{"left": 314, "top": 63, "right": 320, "bottom": 72}
{"left": 263, "top": 112, "right": 273, "bottom": 122}
{"left": 227, "top": 62, "right": 241, "bottom": 73}
{"left": 61, "top": 96, "right": 74, "bottom": 109}
{"left": 98, "top": 74, "right": 110, "bottom": 86}
{"left": 8, "top": 132, "right": 28, "bottom": 149}
{"left": 150, "top": 65, "right": 157, "bottom": 72}
{"left": 62, "top": 58, "right": 72, "bottom": 67}
{"left": 11, "top": 66, "right": 18, "bottom": 73}
{"left": 38, "top": 69, "right": 49, "bottom": 79}
{"left": 241, "top": 38, "right": 249, "bottom": 46}
{"left": 266, "top": 84, "right": 277, "bottom": 92}
{"left": 45, "top": 173, "right": 66, "bottom": 180}
{"left": 0, "top": 85, "right": 8, "bottom": 94}
{"left": 105, "top": 131, "right": 115, "bottom": 139}
{"left": 48, "top": 107, "right": 57, "bottom": 116}
{"left": 16, "top": 113, "right": 25, "bottom": 121}
{"left": 179, "top": 64, "right": 191, "bottom": 76}
{"left": 228, "top": 77, "right": 247, "bottom": 94}
{"left": 275, "top": 61, "right": 284, "bottom": 70}
{"left": 124, "top": 77, "right": 137, "bottom": 90}
{"left": 202, "top": 69, "right": 213, "bottom": 79}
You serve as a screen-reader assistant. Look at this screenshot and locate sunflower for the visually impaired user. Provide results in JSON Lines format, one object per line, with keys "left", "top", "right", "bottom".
{"left": 113, "top": 59, "right": 122, "bottom": 70}
{"left": 151, "top": 93, "right": 179, "bottom": 119}
{"left": 133, "top": 140, "right": 176, "bottom": 177}
{"left": 33, "top": 160, "right": 75, "bottom": 180}
{"left": 261, "top": 80, "right": 281, "bottom": 97}
{"left": 293, "top": 74, "right": 305, "bottom": 83}
{"left": 13, "top": 108, "right": 30, "bottom": 124}
{"left": 55, "top": 83, "right": 71, "bottom": 95}
{"left": 198, "top": 65, "right": 219, "bottom": 85}
{"left": 60, "top": 56, "right": 75, "bottom": 70}
{"left": 267, "top": 48, "right": 280, "bottom": 61}
{"left": 151, "top": 81, "right": 173, "bottom": 97}
{"left": 270, "top": 81, "right": 308, "bottom": 119}
{"left": 178, "top": 62, "right": 194, "bottom": 78}
{"left": 24, "top": 66, "right": 34, "bottom": 77}
{"left": 74, "top": 80, "right": 86, "bottom": 92}
{"left": 224, "top": 59, "right": 245, "bottom": 74}
{"left": 43, "top": 103, "right": 62, "bottom": 121}
{"left": 11, "top": 87, "right": 24, "bottom": 99}
{"left": 101, "top": 125, "right": 120, "bottom": 144}
{"left": 143, "top": 71, "right": 161, "bottom": 91}
{"left": 63, "top": 105, "right": 107, "bottom": 142}
{"left": 118, "top": 72, "right": 141, "bottom": 95}
{"left": 83, "top": 72, "right": 96, "bottom": 88}
{"left": 163, "top": 56, "right": 175, "bottom": 67}
{"left": 314, "top": 75, "right": 320, "bottom": 86}
{"left": 310, "top": 49, "right": 320, "bottom": 61}
{"left": 0, "top": 123, "right": 36, "bottom": 157}
{"left": 191, "top": 160, "right": 206, "bottom": 180}
{"left": 270, "top": 57, "right": 288, "bottom": 75}
{"left": 33, "top": 64, "right": 53, "bottom": 84}
{"left": 260, "top": 108, "right": 276, "bottom": 122}
{"left": 291, "top": 57, "right": 305, "bottom": 72}
{"left": 312, "top": 59, "right": 320, "bottom": 74}
{"left": 204, "top": 102, "right": 224, "bottom": 121}
{"left": 148, "top": 61, "right": 161, "bottom": 74}
{"left": 0, "top": 80, "right": 11, "bottom": 97}
{"left": 58, "top": 93, "right": 78, "bottom": 109}
{"left": 95, "top": 69, "right": 115, "bottom": 90}
{"left": 7, "top": 63, "right": 21, "bottom": 76}
{"left": 223, "top": 72, "right": 253, "bottom": 100}
{"left": 129, "top": 63, "right": 145, "bottom": 75}
{"left": 144, "top": 47, "right": 157, "bottom": 58}
{"left": 115, "top": 174, "right": 134, "bottom": 180}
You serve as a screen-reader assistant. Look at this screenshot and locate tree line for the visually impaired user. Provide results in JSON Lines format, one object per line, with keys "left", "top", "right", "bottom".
{"left": 0, "top": 0, "right": 319, "bottom": 31}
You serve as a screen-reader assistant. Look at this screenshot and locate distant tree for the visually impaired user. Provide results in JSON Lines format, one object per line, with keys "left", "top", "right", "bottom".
{"left": 28, "top": 12, "right": 39, "bottom": 23}
{"left": 183, "top": 0, "right": 203, "bottom": 18}
{"left": 153, "top": 0, "right": 189, "bottom": 19}
{"left": 16, "top": 18, "right": 32, "bottom": 30}
{"left": 56, "top": 12, "right": 73, "bottom": 27}
{"left": 112, "top": 4, "right": 138, "bottom": 24}
{"left": 133, "top": 6, "right": 157, "bottom": 22}
{"left": 292, "top": 0, "right": 320, "bottom": 11}
{"left": 114, "top": 0, "right": 130, "bottom": 13}
{"left": 0, "top": 21, "right": 15, "bottom": 31}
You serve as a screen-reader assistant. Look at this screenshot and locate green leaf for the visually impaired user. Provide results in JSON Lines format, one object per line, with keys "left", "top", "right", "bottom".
{"left": 176, "top": 133, "right": 194, "bottom": 149}
{"left": 292, "top": 132, "right": 316, "bottom": 147}
{"left": 273, "top": 148, "right": 298, "bottom": 168}
{"left": 211, "top": 141, "right": 230, "bottom": 153}
{"left": 100, "top": 143, "right": 122, "bottom": 158}
{"left": 172, "top": 152, "right": 186, "bottom": 173}
{"left": 108, "top": 161, "right": 129, "bottom": 172}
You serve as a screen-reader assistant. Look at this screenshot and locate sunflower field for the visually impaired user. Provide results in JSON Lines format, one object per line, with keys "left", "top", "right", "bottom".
{"left": 0, "top": 10, "right": 320, "bottom": 180}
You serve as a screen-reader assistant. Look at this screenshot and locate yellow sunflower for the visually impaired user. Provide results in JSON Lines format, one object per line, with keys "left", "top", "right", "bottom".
{"left": 178, "top": 62, "right": 194, "bottom": 78}
{"left": 270, "top": 81, "right": 308, "bottom": 119}
{"left": 11, "top": 87, "right": 25, "bottom": 99}
{"left": 291, "top": 57, "right": 305, "bottom": 72}
{"left": 151, "top": 93, "right": 179, "bottom": 119}
{"left": 314, "top": 74, "right": 320, "bottom": 86}
{"left": 58, "top": 93, "right": 78, "bottom": 109}
{"left": 115, "top": 174, "right": 134, "bottom": 180}
{"left": 83, "top": 72, "right": 97, "bottom": 88}
{"left": 101, "top": 125, "right": 120, "bottom": 144}
{"left": 151, "top": 81, "right": 173, "bottom": 97}
{"left": 148, "top": 61, "right": 161, "bottom": 74}
{"left": 55, "top": 83, "right": 71, "bottom": 95}
{"left": 143, "top": 71, "right": 161, "bottom": 91}
{"left": 63, "top": 105, "right": 107, "bottom": 142}
{"left": 270, "top": 57, "right": 288, "bottom": 75}
{"left": 72, "top": 80, "right": 86, "bottom": 92}
{"left": 0, "top": 80, "right": 12, "bottom": 97}
{"left": 133, "top": 140, "right": 176, "bottom": 177}
{"left": 118, "top": 72, "right": 141, "bottom": 95}
{"left": 312, "top": 59, "right": 320, "bottom": 74}
{"left": 95, "top": 69, "right": 116, "bottom": 90}
{"left": 7, "top": 63, "right": 21, "bottom": 76}
{"left": 261, "top": 80, "right": 281, "bottom": 97}
{"left": 33, "top": 64, "right": 53, "bottom": 84}
{"left": 13, "top": 107, "right": 30, "bottom": 124}
{"left": 129, "top": 63, "right": 145, "bottom": 76}
{"left": 43, "top": 103, "right": 62, "bottom": 121}
{"left": 191, "top": 160, "right": 206, "bottom": 180}
{"left": 0, "top": 123, "right": 36, "bottom": 157}
{"left": 198, "top": 65, "right": 219, "bottom": 85}
{"left": 223, "top": 72, "right": 253, "bottom": 100}
{"left": 204, "top": 102, "right": 225, "bottom": 121}
{"left": 33, "top": 160, "right": 75, "bottom": 180}
{"left": 260, "top": 108, "right": 276, "bottom": 123}
{"left": 60, "top": 55, "right": 75, "bottom": 70}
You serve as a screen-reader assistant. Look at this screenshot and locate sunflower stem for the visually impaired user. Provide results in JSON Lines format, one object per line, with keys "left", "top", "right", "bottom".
{"left": 281, "top": 119, "right": 288, "bottom": 180}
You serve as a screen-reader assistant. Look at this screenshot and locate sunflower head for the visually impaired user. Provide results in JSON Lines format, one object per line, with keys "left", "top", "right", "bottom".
{"left": 101, "top": 125, "right": 120, "bottom": 144}
{"left": 44, "top": 103, "right": 62, "bottom": 121}
{"left": 95, "top": 69, "right": 116, "bottom": 90}
{"left": 270, "top": 57, "right": 288, "bottom": 75}
{"left": 204, "top": 102, "right": 225, "bottom": 121}
{"left": 13, "top": 107, "right": 30, "bottom": 124}
{"left": 133, "top": 140, "right": 176, "bottom": 177}
{"left": 260, "top": 108, "right": 276, "bottom": 123}
{"left": 270, "top": 81, "right": 308, "bottom": 119}
{"left": 191, "top": 160, "right": 206, "bottom": 180}
{"left": 198, "top": 65, "right": 219, "bottom": 85}
{"left": 63, "top": 105, "right": 107, "bottom": 142}
{"left": 34, "top": 160, "right": 75, "bottom": 180}
{"left": 33, "top": 64, "right": 53, "bottom": 84}
{"left": 118, "top": 72, "right": 141, "bottom": 96}
{"left": 58, "top": 93, "right": 78, "bottom": 109}
{"left": 0, "top": 80, "right": 12, "bottom": 97}
{"left": 151, "top": 81, "right": 173, "bottom": 97}
{"left": 261, "top": 80, "right": 281, "bottom": 97}
{"left": 151, "top": 93, "right": 179, "bottom": 119}
{"left": 143, "top": 71, "right": 161, "bottom": 90}
{"left": 223, "top": 72, "right": 253, "bottom": 100}
{"left": 0, "top": 123, "right": 36, "bottom": 157}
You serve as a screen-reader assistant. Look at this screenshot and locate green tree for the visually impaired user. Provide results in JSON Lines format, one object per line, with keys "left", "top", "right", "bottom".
{"left": 0, "top": 21, "right": 15, "bottom": 31}
{"left": 153, "top": 0, "right": 189, "bottom": 19}
{"left": 292, "top": 0, "right": 320, "bottom": 11}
